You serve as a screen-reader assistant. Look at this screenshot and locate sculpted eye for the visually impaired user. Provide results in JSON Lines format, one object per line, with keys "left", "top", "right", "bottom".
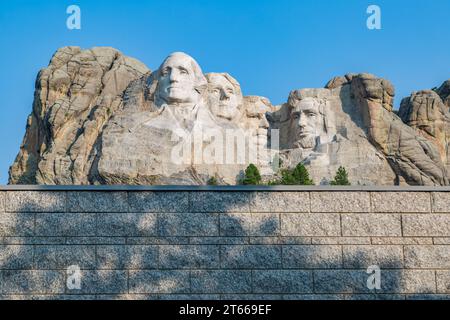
{"left": 161, "top": 68, "right": 170, "bottom": 76}
{"left": 179, "top": 68, "right": 189, "bottom": 75}
{"left": 307, "top": 112, "right": 317, "bottom": 117}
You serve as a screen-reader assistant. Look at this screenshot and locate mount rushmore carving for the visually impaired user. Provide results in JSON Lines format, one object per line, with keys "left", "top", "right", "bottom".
{"left": 9, "top": 47, "right": 450, "bottom": 185}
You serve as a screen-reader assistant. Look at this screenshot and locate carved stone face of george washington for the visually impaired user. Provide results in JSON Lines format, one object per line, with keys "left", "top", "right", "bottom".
{"left": 157, "top": 52, "right": 206, "bottom": 106}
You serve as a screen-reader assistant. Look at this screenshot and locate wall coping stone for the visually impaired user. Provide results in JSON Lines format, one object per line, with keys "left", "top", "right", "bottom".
{"left": 1, "top": 185, "right": 450, "bottom": 192}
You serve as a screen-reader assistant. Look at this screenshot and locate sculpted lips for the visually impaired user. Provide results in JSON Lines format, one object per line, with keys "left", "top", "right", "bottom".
{"left": 167, "top": 86, "right": 182, "bottom": 90}
{"left": 297, "top": 128, "right": 313, "bottom": 137}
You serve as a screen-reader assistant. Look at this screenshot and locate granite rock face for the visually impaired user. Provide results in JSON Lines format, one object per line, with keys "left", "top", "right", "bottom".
{"left": 9, "top": 47, "right": 149, "bottom": 184}
{"left": 349, "top": 75, "right": 449, "bottom": 185}
{"left": 9, "top": 47, "right": 450, "bottom": 185}
{"left": 399, "top": 90, "right": 450, "bottom": 178}
{"left": 437, "top": 80, "right": 450, "bottom": 108}
{"left": 91, "top": 52, "right": 275, "bottom": 185}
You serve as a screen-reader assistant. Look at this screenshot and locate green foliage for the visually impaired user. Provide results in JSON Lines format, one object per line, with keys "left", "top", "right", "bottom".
{"left": 269, "top": 162, "right": 314, "bottom": 185}
{"left": 242, "top": 163, "right": 262, "bottom": 185}
{"left": 267, "top": 180, "right": 279, "bottom": 185}
{"left": 288, "top": 163, "right": 314, "bottom": 185}
{"left": 207, "top": 176, "right": 218, "bottom": 186}
{"left": 330, "top": 166, "right": 351, "bottom": 185}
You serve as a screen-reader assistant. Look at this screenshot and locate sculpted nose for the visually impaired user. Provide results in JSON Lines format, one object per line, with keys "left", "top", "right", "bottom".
{"left": 169, "top": 70, "right": 178, "bottom": 82}
{"left": 297, "top": 115, "right": 306, "bottom": 127}
{"left": 221, "top": 91, "right": 230, "bottom": 100}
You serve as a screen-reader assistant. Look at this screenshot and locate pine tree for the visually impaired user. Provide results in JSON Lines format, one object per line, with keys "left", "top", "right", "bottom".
{"left": 279, "top": 163, "right": 314, "bottom": 185}
{"left": 291, "top": 163, "right": 314, "bottom": 185}
{"left": 330, "top": 166, "right": 351, "bottom": 185}
{"left": 242, "top": 164, "right": 262, "bottom": 185}
{"left": 207, "top": 176, "right": 218, "bottom": 186}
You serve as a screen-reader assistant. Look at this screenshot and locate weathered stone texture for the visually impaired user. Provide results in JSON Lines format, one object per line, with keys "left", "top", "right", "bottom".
{"left": 96, "top": 245, "right": 158, "bottom": 270}
{"left": 9, "top": 47, "right": 149, "bottom": 185}
{"left": 432, "top": 192, "right": 450, "bottom": 212}
{"left": 342, "top": 245, "right": 404, "bottom": 268}
{"left": 67, "top": 192, "right": 128, "bottom": 212}
{"left": 0, "top": 271, "right": 65, "bottom": 294}
{"left": 342, "top": 214, "right": 401, "bottom": 236}
{"left": 404, "top": 245, "right": 450, "bottom": 268}
{"left": 35, "top": 213, "right": 96, "bottom": 236}
{"left": 0, "top": 189, "right": 448, "bottom": 300}
{"left": 310, "top": 192, "right": 370, "bottom": 212}
{"left": 0, "top": 213, "right": 34, "bottom": 237}
{"left": 33, "top": 245, "right": 96, "bottom": 269}
{"left": 253, "top": 270, "right": 313, "bottom": 293}
{"left": 0, "top": 246, "right": 34, "bottom": 270}
{"left": 436, "top": 271, "right": 450, "bottom": 294}
{"left": 249, "top": 192, "right": 309, "bottom": 213}
{"left": 8, "top": 48, "right": 450, "bottom": 187}
{"left": 402, "top": 214, "right": 450, "bottom": 237}
{"left": 282, "top": 245, "right": 342, "bottom": 269}
{"left": 6, "top": 192, "right": 66, "bottom": 212}
{"left": 220, "top": 213, "right": 280, "bottom": 236}
{"left": 191, "top": 271, "right": 252, "bottom": 294}
{"left": 371, "top": 192, "right": 431, "bottom": 212}
{"left": 281, "top": 213, "right": 340, "bottom": 236}
{"left": 158, "top": 213, "right": 219, "bottom": 236}
{"left": 159, "top": 245, "right": 219, "bottom": 269}
{"left": 129, "top": 192, "right": 189, "bottom": 213}
{"left": 220, "top": 245, "right": 281, "bottom": 269}
{"left": 314, "top": 270, "right": 436, "bottom": 294}
{"left": 190, "top": 192, "right": 250, "bottom": 213}
{"left": 97, "top": 212, "right": 157, "bottom": 237}
{"left": 128, "top": 270, "right": 190, "bottom": 294}
{"left": 66, "top": 270, "right": 128, "bottom": 294}
{"left": 0, "top": 192, "right": 4, "bottom": 213}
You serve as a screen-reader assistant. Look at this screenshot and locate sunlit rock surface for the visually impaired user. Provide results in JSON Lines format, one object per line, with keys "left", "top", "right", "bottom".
{"left": 9, "top": 48, "right": 450, "bottom": 185}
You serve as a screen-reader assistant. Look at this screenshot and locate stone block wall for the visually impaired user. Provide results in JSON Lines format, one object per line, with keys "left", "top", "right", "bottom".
{"left": 0, "top": 187, "right": 449, "bottom": 300}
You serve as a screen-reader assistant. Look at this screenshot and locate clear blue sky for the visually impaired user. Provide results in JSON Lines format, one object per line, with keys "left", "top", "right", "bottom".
{"left": 0, "top": 0, "right": 449, "bottom": 184}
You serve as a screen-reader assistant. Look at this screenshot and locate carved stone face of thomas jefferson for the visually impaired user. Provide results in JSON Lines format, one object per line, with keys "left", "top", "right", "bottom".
{"left": 157, "top": 52, "right": 206, "bottom": 106}
{"left": 206, "top": 73, "right": 243, "bottom": 121}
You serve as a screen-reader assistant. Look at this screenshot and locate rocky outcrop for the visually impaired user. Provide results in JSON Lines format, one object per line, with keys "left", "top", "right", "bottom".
{"left": 437, "top": 80, "right": 450, "bottom": 108}
{"left": 349, "top": 75, "right": 448, "bottom": 185}
{"left": 8, "top": 47, "right": 450, "bottom": 186}
{"left": 398, "top": 89, "right": 450, "bottom": 178}
{"left": 9, "top": 47, "right": 149, "bottom": 184}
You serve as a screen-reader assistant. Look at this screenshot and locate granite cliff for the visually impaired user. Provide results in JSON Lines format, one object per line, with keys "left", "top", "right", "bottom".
{"left": 9, "top": 47, "right": 450, "bottom": 185}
